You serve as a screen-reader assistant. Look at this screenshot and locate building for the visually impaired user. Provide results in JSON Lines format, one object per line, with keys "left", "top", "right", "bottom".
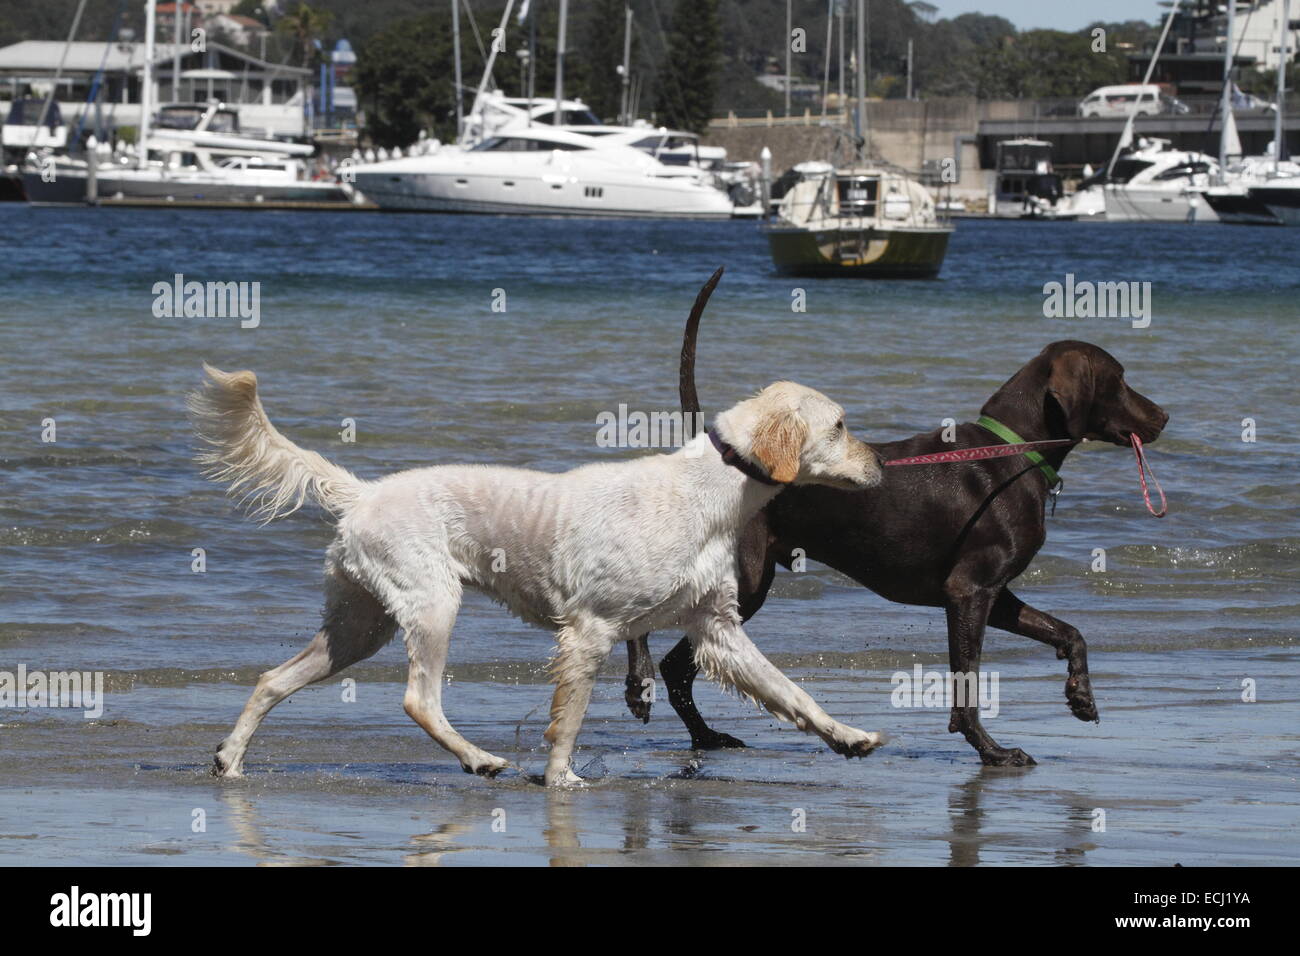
{"left": 0, "top": 39, "right": 309, "bottom": 138}
{"left": 207, "top": 13, "right": 271, "bottom": 49}
{"left": 194, "top": 0, "right": 242, "bottom": 15}
{"left": 1129, "top": 0, "right": 1298, "bottom": 95}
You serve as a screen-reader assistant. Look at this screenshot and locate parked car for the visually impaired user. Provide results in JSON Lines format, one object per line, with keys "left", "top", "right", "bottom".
{"left": 1078, "top": 84, "right": 1186, "bottom": 118}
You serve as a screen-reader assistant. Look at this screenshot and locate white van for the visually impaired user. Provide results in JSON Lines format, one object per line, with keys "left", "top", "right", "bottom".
{"left": 1078, "top": 84, "right": 1163, "bottom": 118}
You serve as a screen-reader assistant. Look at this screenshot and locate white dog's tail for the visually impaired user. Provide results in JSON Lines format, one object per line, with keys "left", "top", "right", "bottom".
{"left": 188, "top": 364, "right": 363, "bottom": 522}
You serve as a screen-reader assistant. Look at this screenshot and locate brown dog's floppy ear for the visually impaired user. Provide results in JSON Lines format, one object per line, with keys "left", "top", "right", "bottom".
{"left": 749, "top": 409, "right": 807, "bottom": 483}
{"left": 1044, "top": 350, "right": 1093, "bottom": 441}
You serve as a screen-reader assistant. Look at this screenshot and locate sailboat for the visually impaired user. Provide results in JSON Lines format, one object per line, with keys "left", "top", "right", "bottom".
{"left": 21, "top": 0, "right": 353, "bottom": 208}
{"left": 762, "top": 0, "right": 952, "bottom": 278}
{"left": 1061, "top": 0, "right": 1224, "bottom": 223}
{"left": 1201, "top": 0, "right": 1300, "bottom": 225}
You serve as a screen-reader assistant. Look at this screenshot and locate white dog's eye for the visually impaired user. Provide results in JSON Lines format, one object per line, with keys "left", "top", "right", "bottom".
{"left": 834, "top": 420, "right": 844, "bottom": 432}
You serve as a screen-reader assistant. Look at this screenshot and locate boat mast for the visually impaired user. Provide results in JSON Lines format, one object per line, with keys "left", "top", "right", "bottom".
{"left": 820, "top": 0, "right": 832, "bottom": 121}
{"left": 1218, "top": 0, "right": 1237, "bottom": 174}
{"left": 837, "top": 0, "right": 844, "bottom": 108}
{"left": 854, "top": 0, "right": 865, "bottom": 158}
{"left": 554, "top": 0, "right": 568, "bottom": 125}
{"left": 1275, "top": 0, "right": 1291, "bottom": 173}
{"left": 451, "top": 0, "right": 463, "bottom": 140}
{"left": 1106, "top": 0, "right": 1180, "bottom": 177}
{"left": 470, "top": 0, "right": 516, "bottom": 132}
{"left": 620, "top": 4, "right": 633, "bottom": 125}
{"left": 785, "top": 0, "right": 792, "bottom": 117}
{"left": 138, "top": 0, "right": 156, "bottom": 167}
{"left": 172, "top": 0, "right": 182, "bottom": 101}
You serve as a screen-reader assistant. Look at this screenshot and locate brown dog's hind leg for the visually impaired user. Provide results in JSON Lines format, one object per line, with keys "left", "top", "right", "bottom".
{"left": 988, "top": 589, "right": 1098, "bottom": 723}
{"left": 625, "top": 636, "right": 655, "bottom": 723}
{"left": 660, "top": 637, "right": 746, "bottom": 749}
{"left": 943, "top": 581, "right": 1036, "bottom": 767}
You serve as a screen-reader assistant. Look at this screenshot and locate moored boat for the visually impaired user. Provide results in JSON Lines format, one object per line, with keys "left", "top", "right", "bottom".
{"left": 761, "top": 0, "right": 951, "bottom": 278}
{"left": 765, "top": 166, "right": 952, "bottom": 277}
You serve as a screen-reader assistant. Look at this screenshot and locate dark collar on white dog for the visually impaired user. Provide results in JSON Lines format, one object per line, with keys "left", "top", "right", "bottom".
{"left": 707, "top": 429, "right": 783, "bottom": 486}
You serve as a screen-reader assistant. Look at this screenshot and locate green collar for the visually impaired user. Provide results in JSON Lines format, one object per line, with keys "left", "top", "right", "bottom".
{"left": 975, "top": 415, "right": 1063, "bottom": 489}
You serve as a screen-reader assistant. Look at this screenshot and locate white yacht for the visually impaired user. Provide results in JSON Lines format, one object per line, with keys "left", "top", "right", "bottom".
{"left": 1243, "top": 172, "right": 1300, "bottom": 225}
{"left": 1062, "top": 138, "right": 1221, "bottom": 222}
{"left": 21, "top": 101, "right": 355, "bottom": 206}
{"left": 461, "top": 92, "right": 756, "bottom": 205}
{"left": 1201, "top": 152, "right": 1300, "bottom": 225}
{"left": 350, "top": 124, "right": 734, "bottom": 218}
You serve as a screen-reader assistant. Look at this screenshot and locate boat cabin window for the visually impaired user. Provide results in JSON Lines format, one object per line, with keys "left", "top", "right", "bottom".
{"left": 156, "top": 106, "right": 240, "bottom": 133}
{"left": 997, "top": 144, "right": 1051, "bottom": 172}
{"left": 532, "top": 109, "right": 602, "bottom": 127}
{"left": 836, "top": 176, "right": 878, "bottom": 217}
{"left": 1152, "top": 162, "right": 1211, "bottom": 181}
{"left": 472, "top": 136, "right": 590, "bottom": 152}
{"left": 5, "top": 98, "right": 63, "bottom": 128}
{"left": 1108, "top": 159, "right": 1154, "bottom": 184}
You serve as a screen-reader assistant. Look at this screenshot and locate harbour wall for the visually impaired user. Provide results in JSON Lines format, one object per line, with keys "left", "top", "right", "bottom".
{"left": 703, "top": 96, "right": 1300, "bottom": 200}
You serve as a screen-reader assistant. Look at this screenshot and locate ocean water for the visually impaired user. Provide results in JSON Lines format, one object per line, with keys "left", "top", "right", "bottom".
{"left": 0, "top": 207, "right": 1296, "bottom": 865}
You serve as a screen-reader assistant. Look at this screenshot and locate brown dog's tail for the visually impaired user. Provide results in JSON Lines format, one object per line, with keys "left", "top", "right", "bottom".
{"left": 681, "top": 267, "right": 723, "bottom": 436}
{"left": 188, "top": 364, "right": 364, "bottom": 523}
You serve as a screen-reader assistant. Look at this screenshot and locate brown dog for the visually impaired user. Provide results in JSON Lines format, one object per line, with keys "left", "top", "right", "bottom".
{"left": 626, "top": 283, "right": 1168, "bottom": 765}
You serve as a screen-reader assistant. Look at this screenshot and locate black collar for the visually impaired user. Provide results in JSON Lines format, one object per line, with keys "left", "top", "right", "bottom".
{"left": 707, "top": 428, "right": 783, "bottom": 486}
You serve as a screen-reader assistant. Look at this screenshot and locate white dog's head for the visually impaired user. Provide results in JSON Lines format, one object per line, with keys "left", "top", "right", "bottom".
{"left": 712, "top": 381, "right": 882, "bottom": 490}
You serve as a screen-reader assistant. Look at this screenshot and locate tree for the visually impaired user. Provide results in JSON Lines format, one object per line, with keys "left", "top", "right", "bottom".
{"left": 276, "top": 2, "right": 334, "bottom": 67}
{"left": 581, "top": 0, "right": 630, "bottom": 121}
{"left": 353, "top": 8, "right": 457, "bottom": 147}
{"left": 655, "top": 0, "right": 721, "bottom": 132}
{"left": 232, "top": 0, "right": 269, "bottom": 25}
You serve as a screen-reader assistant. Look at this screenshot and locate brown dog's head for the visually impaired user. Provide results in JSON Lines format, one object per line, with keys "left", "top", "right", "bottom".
{"left": 985, "top": 341, "right": 1168, "bottom": 446}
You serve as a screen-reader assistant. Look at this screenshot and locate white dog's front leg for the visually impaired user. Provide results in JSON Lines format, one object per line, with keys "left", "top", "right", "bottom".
{"left": 543, "top": 620, "right": 616, "bottom": 787}
{"left": 688, "top": 613, "right": 886, "bottom": 759}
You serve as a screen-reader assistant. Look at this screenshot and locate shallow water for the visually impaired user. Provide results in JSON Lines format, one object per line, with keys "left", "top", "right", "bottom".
{"left": 0, "top": 208, "right": 1296, "bottom": 865}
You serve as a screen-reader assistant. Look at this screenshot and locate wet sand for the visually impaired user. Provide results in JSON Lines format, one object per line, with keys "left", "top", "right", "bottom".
{"left": 2, "top": 622, "right": 1294, "bottom": 865}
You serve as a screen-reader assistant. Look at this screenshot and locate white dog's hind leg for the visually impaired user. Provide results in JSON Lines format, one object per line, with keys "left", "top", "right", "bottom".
{"left": 214, "top": 572, "right": 396, "bottom": 778}
{"left": 400, "top": 588, "right": 510, "bottom": 778}
{"left": 543, "top": 620, "right": 617, "bottom": 787}
{"left": 689, "top": 615, "right": 886, "bottom": 759}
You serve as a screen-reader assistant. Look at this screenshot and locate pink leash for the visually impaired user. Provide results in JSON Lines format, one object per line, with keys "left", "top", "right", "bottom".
{"left": 885, "top": 436, "right": 1169, "bottom": 517}
{"left": 1131, "top": 434, "right": 1167, "bottom": 518}
{"left": 885, "top": 439, "right": 1074, "bottom": 467}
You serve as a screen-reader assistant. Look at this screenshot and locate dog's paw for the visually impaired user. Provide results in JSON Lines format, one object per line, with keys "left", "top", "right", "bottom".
{"left": 461, "top": 753, "right": 510, "bottom": 778}
{"left": 979, "top": 746, "right": 1036, "bottom": 768}
{"left": 212, "top": 745, "right": 243, "bottom": 779}
{"left": 830, "top": 729, "right": 887, "bottom": 759}
{"left": 1065, "top": 674, "right": 1099, "bottom": 723}
{"left": 624, "top": 676, "right": 652, "bottom": 724}
{"left": 690, "top": 729, "right": 746, "bottom": 750}
{"left": 544, "top": 766, "right": 587, "bottom": 788}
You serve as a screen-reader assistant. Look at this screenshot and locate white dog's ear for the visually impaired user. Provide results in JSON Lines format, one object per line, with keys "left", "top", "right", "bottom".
{"left": 750, "top": 409, "right": 807, "bottom": 483}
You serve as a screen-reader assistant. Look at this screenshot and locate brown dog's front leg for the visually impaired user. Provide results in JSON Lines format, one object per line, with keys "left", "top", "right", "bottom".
{"left": 988, "top": 588, "right": 1098, "bottom": 723}
{"left": 944, "top": 584, "right": 1036, "bottom": 767}
{"left": 625, "top": 636, "right": 655, "bottom": 723}
{"left": 661, "top": 636, "right": 746, "bottom": 749}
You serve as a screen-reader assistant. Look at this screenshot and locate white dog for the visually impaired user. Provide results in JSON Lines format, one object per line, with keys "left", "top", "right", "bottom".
{"left": 190, "top": 366, "right": 886, "bottom": 786}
